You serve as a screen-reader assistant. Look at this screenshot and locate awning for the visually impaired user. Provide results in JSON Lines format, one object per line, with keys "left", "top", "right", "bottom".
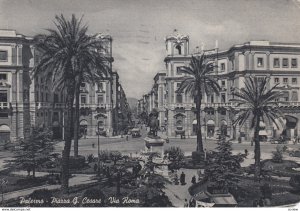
{"left": 80, "top": 120, "right": 88, "bottom": 126}
{"left": 0, "top": 125, "right": 10, "bottom": 132}
{"left": 192, "top": 119, "right": 197, "bottom": 125}
{"left": 221, "top": 120, "right": 227, "bottom": 126}
{"left": 259, "top": 130, "right": 268, "bottom": 136}
{"left": 285, "top": 115, "right": 298, "bottom": 128}
{"left": 259, "top": 121, "right": 266, "bottom": 128}
{"left": 207, "top": 120, "right": 215, "bottom": 126}
{"left": 211, "top": 195, "right": 237, "bottom": 205}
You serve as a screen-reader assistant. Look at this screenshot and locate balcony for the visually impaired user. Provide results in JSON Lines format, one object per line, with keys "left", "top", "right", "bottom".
{"left": 0, "top": 102, "right": 8, "bottom": 109}
{"left": 35, "top": 102, "right": 51, "bottom": 109}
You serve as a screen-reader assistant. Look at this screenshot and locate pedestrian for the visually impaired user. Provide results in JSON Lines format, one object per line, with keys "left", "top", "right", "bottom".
{"left": 94, "top": 163, "right": 98, "bottom": 173}
{"left": 174, "top": 174, "right": 179, "bottom": 185}
{"left": 184, "top": 199, "right": 189, "bottom": 207}
{"left": 191, "top": 175, "right": 196, "bottom": 184}
{"left": 258, "top": 198, "right": 265, "bottom": 207}
{"left": 252, "top": 199, "right": 259, "bottom": 207}
{"left": 244, "top": 149, "right": 248, "bottom": 156}
{"left": 126, "top": 135, "right": 129, "bottom": 141}
{"left": 92, "top": 143, "right": 95, "bottom": 148}
{"left": 166, "top": 136, "right": 169, "bottom": 143}
{"left": 180, "top": 171, "right": 186, "bottom": 185}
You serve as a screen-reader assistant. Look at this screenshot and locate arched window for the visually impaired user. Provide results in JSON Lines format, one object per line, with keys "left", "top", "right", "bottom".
{"left": 175, "top": 45, "right": 182, "bottom": 55}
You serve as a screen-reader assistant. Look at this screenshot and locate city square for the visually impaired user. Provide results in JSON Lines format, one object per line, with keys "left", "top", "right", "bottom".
{"left": 0, "top": 0, "right": 300, "bottom": 209}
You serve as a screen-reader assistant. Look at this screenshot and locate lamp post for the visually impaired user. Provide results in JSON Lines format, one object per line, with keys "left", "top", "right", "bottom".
{"left": 97, "top": 127, "right": 100, "bottom": 176}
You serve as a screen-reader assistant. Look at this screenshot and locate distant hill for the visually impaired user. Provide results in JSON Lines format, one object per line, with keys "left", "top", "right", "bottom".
{"left": 127, "top": 97, "right": 138, "bottom": 110}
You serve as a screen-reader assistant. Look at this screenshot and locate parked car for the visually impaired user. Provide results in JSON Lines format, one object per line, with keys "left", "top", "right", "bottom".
{"left": 131, "top": 128, "right": 141, "bottom": 138}
{"left": 289, "top": 149, "right": 300, "bottom": 157}
{"left": 270, "top": 136, "right": 288, "bottom": 144}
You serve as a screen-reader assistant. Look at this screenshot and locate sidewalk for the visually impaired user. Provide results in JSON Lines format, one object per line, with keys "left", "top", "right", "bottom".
{"left": 3, "top": 172, "right": 98, "bottom": 201}
{"left": 163, "top": 168, "right": 198, "bottom": 207}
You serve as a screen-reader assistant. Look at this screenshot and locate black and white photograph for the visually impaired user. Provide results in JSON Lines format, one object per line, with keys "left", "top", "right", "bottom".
{"left": 0, "top": 0, "right": 300, "bottom": 209}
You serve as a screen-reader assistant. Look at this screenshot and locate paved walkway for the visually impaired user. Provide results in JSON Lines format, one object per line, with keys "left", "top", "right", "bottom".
{"left": 164, "top": 168, "right": 198, "bottom": 207}
{"left": 3, "top": 172, "right": 98, "bottom": 201}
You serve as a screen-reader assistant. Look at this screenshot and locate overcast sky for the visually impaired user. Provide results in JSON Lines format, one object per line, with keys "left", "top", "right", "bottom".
{"left": 1, "top": 0, "right": 300, "bottom": 98}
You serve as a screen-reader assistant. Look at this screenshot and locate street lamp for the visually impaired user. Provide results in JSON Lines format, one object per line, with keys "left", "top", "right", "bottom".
{"left": 97, "top": 127, "right": 100, "bottom": 176}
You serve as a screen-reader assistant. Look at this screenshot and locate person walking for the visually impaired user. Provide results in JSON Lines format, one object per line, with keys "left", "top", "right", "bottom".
{"left": 184, "top": 199, "right": 189, "bottom": 207}
{"left": 180, "top": 171, "right": 186, "bottom": 185}
{"left": 126, "top": 135, "right": 129, "bottom": 141}
{"left": 191, "top": 175, "right": 196, "bottom": 184}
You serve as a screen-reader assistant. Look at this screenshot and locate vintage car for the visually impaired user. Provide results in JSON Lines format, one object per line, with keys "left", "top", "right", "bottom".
{"left": 131, "top": 128, "right": 141, "bottom": 138}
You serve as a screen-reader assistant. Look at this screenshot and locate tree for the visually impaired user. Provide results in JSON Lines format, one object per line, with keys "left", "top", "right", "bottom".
{"left": 164, "top": 147, "right": 184, "bottom": 169}
{"left": 232, "top": 76, "right": 283, "bottom": 180}
{"left": 73, "top": 33, "right": 110, "bottom": 157}
{"left": 109, "top": 151, "right": 122, "bottom": 165}
{"left": 7, "top": 128, "right": 53, "bottom": 178}
{"left": 177, "top": 55, "right": 220, "bottom": 153}
{"left": 33, "top": 14, "right": 98, "bottom": 192}
{"left": 205, "top": 134, "right": 244, "bottom": 192}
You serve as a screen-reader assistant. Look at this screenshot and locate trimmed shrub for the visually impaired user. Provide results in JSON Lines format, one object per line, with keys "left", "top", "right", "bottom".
{"left": 272, "top": 147, "right": 283, "bottom": 163}
{"left": 81, "top": 188, "right": 105, "bottom": 207}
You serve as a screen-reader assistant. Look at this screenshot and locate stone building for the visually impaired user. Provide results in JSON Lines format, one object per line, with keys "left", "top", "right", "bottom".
{"left": 142, "top": 31, "right": 300, "bottom": 140}
{"left": 0, "top": 29, "right": 130, "bottom": 146}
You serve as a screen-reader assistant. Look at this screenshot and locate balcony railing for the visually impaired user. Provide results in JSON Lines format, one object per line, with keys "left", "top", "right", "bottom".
{"left": 0, "top": 102, "right": 8, "bottom": 109}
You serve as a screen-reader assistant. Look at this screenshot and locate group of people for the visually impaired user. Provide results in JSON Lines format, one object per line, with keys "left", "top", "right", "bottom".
{"left": 252, "top": 197, "right": 271, "bottom": 207}
{"left": 184, "top": 198, "right": 196, "bottom": 207}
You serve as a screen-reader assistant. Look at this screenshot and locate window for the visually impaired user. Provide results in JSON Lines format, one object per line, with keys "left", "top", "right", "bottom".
{"left": 207, "top": 109, "right": 214, "bottom": 115}
{"left": 98, "top": 82, "right": 103, "bottom": 90}
{"left": 45, "top": 93, "right": 48, "bottom": 102}
{"left": 0, "top": 51, "right": 8, "bottom": 61}
{"left": 273, "top": 58, "right": 280, "bottom": 68}
{"left": 81, "top": 95, "right": 87, "bottom": 104}
{"left": 176, "top": 94, "right": 183, "bottom": 103}
{"left": 292, "top": 78, "right": 297, "bottom": 84}
{"left": 283, "top": 92, "right": 289, "bottom": 101}
{"left": 0, "top": 74, "right": 7, "bottom": 81}
{"left": 292, "top": 58, "right": 297, "bottom": 68}
{"left": 41, "top": 92, "right": 44, "bottom": 102}
{"left": 175, "top": 45, "right": 182, "bottom": 55}
{"left": 274, "top": 78, "right": 279, "bottom": 84}
{"left": 0, "top": 92, "right": 7, "bottom": 102}
{"left": 221, "top": 110, "right": 226, "bottom": 115}
{"left": 176, "top": 67, "right": 182, "bottom": 75}
{"left": 291, "top": 91, "right": 298, "bottom": 101}
{"left": 80, "top": 83, "right": 86, "bottom": 88}
{"left": 221, "top": 93, "right": 226, "bottom": 103}
{"left": 257, "top": 58, "right": 263, "bottom": 67}
{"left": 220, "top": 63, "right": 225, "bottom": 71}
{"left": 221, "top": 80, "right": 226, "bottom": 87}
{"left": 283, "top": 78, "right": 288, "bottom": 84}
{"left": 54, "top": 94, "right": 59, "bottom": 103}
{"left": 282, "top": 58, "right": 289, "bottom": 68}
{"left": 97, "top": 95, "right": 104, "bottom": 104}
{"left": 210, "top": 95, "right": 214, "bottom": 103}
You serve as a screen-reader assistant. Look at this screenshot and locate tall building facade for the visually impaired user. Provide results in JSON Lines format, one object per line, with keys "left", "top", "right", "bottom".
{"left": 142, "top": 31, "right": 300, "bottom": 140}
{"left": 0, "top": 29, "right": 130, "bottom": 146}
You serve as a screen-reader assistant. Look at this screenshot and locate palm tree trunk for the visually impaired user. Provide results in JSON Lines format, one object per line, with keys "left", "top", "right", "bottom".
{"left": 254, "top": 115, "right": 261, "bottom": 180}
{"left": 61, "top": 83, "right": 75, "bottom": 193}
{"left": 73, "top": 84, "right": 80, "bottom": 157}
{"left": 196, "top": 93, "right": 204, "bottom": 153}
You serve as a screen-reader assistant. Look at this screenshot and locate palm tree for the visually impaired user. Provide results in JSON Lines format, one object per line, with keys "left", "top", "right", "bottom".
{"left": 177, "top": 54, "right": 220, "bottom": 153}
{"left": 232, "top": 76, "right": 283, "bottom": 179}
{"left": 73, "top": 34, "right": 111, "bottom": 157}
{"left": 33, "top": 14, "right": 105, "bottom": 192}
